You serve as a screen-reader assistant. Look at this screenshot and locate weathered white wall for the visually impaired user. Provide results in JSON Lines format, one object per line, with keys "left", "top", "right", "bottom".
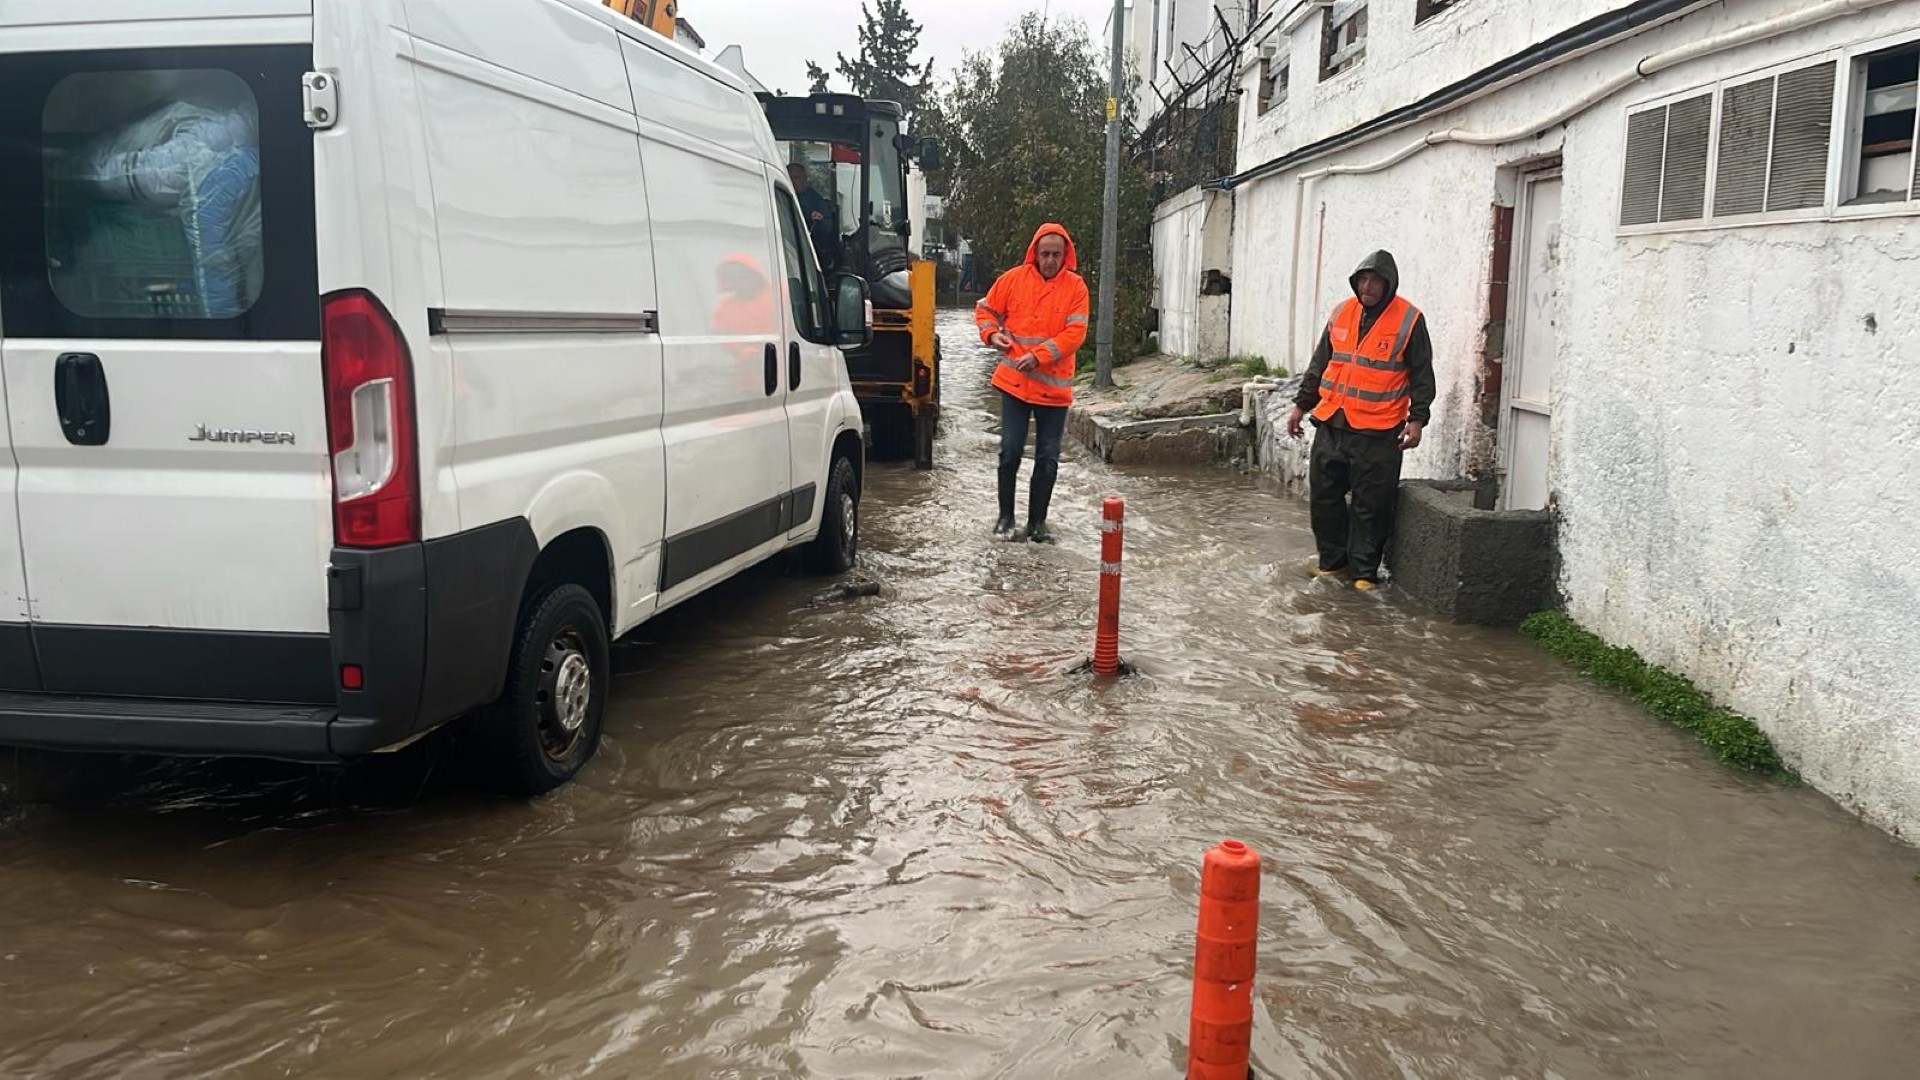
{"left": 1222, "top": 0, "right": 1920, "bottom": 840}
{"left": 1153, "top": 186, "right": 1207, "bottom": 357}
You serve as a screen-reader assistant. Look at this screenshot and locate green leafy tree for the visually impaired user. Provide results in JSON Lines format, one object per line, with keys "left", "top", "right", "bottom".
{"left": 941, "top": 14, "right": 1155, "bottom": 362}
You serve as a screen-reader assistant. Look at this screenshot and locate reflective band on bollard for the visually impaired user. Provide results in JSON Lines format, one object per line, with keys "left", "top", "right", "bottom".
{"left": 1093, "top": 496, "right": 1124, "bottom": 677}
{"left": 1188, "top": 839, "right": 1261, "bottom": 1079}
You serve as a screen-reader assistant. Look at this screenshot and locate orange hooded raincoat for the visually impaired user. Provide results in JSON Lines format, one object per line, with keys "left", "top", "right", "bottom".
{"left": 974, "top": 223, "right": 1091, "bottom": 408}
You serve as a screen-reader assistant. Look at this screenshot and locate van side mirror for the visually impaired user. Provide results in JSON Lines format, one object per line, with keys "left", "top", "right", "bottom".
{"left": 830, "top": 273, "right": 871, "bottom": 349}
{"left": 917, "top": 137, "right": 942, "bottom": 171}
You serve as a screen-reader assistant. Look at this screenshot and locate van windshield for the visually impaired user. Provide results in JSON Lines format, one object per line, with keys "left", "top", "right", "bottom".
{"left": 0, "top": 45, "right": 318, "bottom": 341}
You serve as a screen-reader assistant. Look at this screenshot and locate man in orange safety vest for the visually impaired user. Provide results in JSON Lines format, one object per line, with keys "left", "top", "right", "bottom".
{"left": 975, "top": 223, "right": 1090, "bottom": 543}
{"left": 1286, "top": 250, "right": 1436, "bottom": 591}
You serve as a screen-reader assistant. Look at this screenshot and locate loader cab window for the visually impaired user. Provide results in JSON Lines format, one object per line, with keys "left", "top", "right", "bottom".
{"left": 865, "top": 122, "right": 909, "bottom": 274}
{"left": 0, "top": 44, "right": 319, "bottom": 341}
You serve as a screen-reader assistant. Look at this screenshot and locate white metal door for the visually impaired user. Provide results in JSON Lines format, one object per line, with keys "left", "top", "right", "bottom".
{"left": 0, "top": 17, "right": 332, "bottom": 689}
{"left": 1499, "top": 170, "right": 1563, "bottom": 512}
{"left": 769, "top": 176, "right": 839, "bottom": 540}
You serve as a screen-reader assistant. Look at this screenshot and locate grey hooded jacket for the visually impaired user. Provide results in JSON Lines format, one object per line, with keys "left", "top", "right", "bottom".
{"left": 1294, "top": 250, "right": 1436, "bottom": 431}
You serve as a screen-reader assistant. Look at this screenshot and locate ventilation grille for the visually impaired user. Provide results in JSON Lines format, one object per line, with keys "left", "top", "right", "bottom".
{"left": 1661, "top": 94, "right": 1712, "bottom": 221}
{"left": 1714, "top": 77, "right": 1774, "bottom": 217}
{"left": 1768, "top": 62, "right": 1836, "bottom": 212}
{"left": 1621, "top": 108, "right": 1666, "bottom": 226}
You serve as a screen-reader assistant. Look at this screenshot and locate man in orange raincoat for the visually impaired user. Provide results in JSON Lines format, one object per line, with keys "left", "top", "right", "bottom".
{"left": 974, "top": 223, "right": 1090, "bottom": 543}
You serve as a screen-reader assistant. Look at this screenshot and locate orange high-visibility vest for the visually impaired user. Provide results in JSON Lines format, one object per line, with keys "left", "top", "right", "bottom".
{"left": 1312, "top": 295, "right": 1421, "bottom": 430}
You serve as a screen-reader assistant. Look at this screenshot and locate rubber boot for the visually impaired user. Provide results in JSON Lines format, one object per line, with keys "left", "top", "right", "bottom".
{"left": 1025, "top": 459, "right": 1058, "bottom": 544}
{"left": 996, "top": 463, "right": 1019, "bottom": 540}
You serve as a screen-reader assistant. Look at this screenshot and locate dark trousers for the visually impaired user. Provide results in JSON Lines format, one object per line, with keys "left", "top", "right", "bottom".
{"left": 1309, "top": 422, "right": 1403, "bottom": 580}
{"left": 998, "top": 390, "right": 1067, "bottom": 524}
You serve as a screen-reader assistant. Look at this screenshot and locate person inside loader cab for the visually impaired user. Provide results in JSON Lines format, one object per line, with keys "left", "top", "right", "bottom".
{"left": 1286, "top": 250, "right": 1436, "bottom": 591}
{"left": 975, "top": 223, "right": 1090, "bottom": 544}
{"left": 787, "top": 162, "right": 841, "bottom": 270}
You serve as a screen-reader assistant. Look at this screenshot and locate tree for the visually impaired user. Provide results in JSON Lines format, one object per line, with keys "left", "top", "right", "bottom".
{"left": 805, "top": 61, "right": 831, "bottom": 94}
{"left": 806, "top": 0, "right": 932, "bottom": 121}
{"left": 941, "top": 14, "right": 1155, "bottom": 363}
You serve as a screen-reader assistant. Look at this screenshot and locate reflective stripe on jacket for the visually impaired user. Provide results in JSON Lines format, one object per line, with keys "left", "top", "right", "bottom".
{"left": 975, "top": 222, "right": 1090, "bottom": 408}
{"left": 1311, "top": 295, "right": 1421, "bottom": 430}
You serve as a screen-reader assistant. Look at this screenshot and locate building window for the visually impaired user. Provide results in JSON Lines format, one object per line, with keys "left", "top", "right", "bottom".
{"left": 1257, "top": 55, "right": 1288, "bottom": 116}
{"left": 1844, "top": 41, "right": 1919, "bottom": 205}
{"left": 1416, "top": 0, "right": 1462, "bottom": 24}
{"left": 1620, "top": 93, "right": 1713, "bottom": 225}
{"left": 1711, "top": 62, "right": 1836, "bottom": 217}
{"left": 1321, "top": 1, "right": 1367, "bottom": 81}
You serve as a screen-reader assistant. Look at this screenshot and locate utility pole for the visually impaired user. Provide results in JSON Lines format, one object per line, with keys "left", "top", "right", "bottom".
{"left": 1094, "top": 0, "right": 1124, "bottom": 390}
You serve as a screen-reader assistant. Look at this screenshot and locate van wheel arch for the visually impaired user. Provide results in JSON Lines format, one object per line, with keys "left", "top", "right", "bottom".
{"left": 525, "top": 527, "right": 615, "bottom": 630}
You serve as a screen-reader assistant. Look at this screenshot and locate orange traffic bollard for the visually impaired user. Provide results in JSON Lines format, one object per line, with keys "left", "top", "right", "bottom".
{"left": 1188, "top": 838, "right": 1260, "bottom": 1080}
{"left": 1093, "top": 495, "right": 1124, "bottom": 676}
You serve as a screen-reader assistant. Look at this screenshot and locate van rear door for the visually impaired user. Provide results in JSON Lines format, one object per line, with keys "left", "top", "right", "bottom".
{"left": 0, "top": 4, "right": 334, "bottom": 703}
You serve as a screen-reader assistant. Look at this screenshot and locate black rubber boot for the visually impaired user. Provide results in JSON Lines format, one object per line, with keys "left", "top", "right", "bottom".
{"left": 1026, "top": 459, "right": 1058, "bottom": 544}
{"left": 996, "top": 463, "right": 1020, "bottom": 539}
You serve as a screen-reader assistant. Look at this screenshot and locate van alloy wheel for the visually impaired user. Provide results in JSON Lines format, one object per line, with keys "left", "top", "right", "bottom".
{"left": 537, "top": 630, "right": 593, "bottom": 762}
{"left": 839, "top": 488, "right": 858, "bottom": 554}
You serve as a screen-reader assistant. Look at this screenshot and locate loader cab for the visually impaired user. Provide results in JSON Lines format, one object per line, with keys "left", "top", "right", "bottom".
{"left": 757, "top": 93, "right": 937, "bottom": 304}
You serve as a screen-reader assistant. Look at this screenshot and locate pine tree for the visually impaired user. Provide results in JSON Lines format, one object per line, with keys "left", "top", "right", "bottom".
{"left": 805, "top": 0, "right": 931, "bottom": 120}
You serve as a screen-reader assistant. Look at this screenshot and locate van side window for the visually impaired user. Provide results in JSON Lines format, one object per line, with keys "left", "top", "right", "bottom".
{"left": 773, "top": 186, "right": 833, "bottom": 343}
{"left": 43, "top": 70, "right": 264, "bottom": 321}
{"left": 0, "top": 46, "right": 319, "bottom": 341}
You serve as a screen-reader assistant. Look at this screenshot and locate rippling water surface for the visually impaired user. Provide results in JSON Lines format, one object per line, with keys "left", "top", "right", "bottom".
{"left": 2, "top": 311, "right": 1917, "bottom": 1079}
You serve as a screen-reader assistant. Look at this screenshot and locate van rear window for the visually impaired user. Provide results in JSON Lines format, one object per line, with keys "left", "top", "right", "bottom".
{"left": 0, "top": 46, "right": 318, "bottom": 341}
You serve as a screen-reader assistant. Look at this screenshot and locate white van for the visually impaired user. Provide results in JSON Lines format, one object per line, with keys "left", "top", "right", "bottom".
{"left": 0, "top": 0, "right": 872, "bottom": 794}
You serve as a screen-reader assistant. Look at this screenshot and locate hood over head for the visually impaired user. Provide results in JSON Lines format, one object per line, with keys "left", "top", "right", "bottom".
{"left": 1349, "top": 249, "right": 1400, "bottom": 308}
{"left": 1024, "top": 223, "right": 1079, "bottom": 273}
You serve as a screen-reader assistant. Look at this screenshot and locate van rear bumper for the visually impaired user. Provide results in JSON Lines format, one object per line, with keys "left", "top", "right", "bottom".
{"left": 0, "top": 693, "right": 418, "bottom": 763}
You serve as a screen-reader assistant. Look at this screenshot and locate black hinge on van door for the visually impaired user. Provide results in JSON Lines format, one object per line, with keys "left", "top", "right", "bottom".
{"left": 54, "top": 353, "right": 111, "bottom": 446}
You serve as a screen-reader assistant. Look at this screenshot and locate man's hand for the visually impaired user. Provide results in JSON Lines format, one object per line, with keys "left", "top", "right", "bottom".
{"left": 1398, "top": 421, "right": 1424, "bottom": 450}
{"left": 988, "top": 331, "right": 1014, "bottom": 354}
{"left": 1286, "top": 406, "right": 1306, "bottom": 439}
{"left": 1013, "top": 355, "right": 1039, "bottom": 373}
{"left": 810, "top": 210, "right": 824, "bottom": 222}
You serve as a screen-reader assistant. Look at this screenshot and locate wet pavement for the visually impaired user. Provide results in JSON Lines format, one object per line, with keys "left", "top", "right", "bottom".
{"left": 2, "top": 309, "right": 1917, "bottom": 1079}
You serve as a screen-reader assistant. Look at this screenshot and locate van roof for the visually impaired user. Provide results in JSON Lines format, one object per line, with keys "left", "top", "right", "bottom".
{"left": 554, "top": 0, "right": 755, "bottom": 97}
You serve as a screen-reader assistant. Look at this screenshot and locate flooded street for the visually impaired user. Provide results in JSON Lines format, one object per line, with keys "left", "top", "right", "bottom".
{"left": 2, "top": 310, "right": 1917, "bottom": 1079}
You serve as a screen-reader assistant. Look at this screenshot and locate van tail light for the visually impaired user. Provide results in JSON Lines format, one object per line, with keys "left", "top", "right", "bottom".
{"left": 322, "top": 290, "right": 419, "bottom": 548}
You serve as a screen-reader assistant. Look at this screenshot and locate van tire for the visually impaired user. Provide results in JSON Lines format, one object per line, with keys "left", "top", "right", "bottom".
{"left": 471, "top": 583, "right": 609, "bottom": 796}
{"left": 806, "top": 455, "right": 860, "bottom": 575}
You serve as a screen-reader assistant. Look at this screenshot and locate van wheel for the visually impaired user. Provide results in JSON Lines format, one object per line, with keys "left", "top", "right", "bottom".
{"left": 806, "top": 455, "right": 860, "bottom": 575}
{"left": 472, "top": 583, "right": 609, "bottom": 796}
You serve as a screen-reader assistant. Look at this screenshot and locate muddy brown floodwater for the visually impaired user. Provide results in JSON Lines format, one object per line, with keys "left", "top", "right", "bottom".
{"left": 2, "top": 310, "right": 1918, "bottom": 1080}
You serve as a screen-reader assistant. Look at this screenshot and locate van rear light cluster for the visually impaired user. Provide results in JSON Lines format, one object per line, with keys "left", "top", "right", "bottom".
{"left": 322, "top": 290, "right": 420, "bottom": 548}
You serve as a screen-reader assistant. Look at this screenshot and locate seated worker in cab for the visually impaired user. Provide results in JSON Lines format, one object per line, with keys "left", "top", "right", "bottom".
{"left": 787, "top": 162, "right": 842, "bottom": 271}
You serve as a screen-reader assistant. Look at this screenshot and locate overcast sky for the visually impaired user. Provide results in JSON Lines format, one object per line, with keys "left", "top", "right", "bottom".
{"left": 690, "top": 0, "right": 1115, "bottom": 96}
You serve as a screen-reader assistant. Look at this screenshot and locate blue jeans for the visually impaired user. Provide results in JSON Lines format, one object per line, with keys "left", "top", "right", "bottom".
{"left": 998, "top": 390, "right": 1066, "bottom": 524}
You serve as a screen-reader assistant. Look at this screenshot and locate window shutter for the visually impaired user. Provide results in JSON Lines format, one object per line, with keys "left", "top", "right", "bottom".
{"left": 1660, "top": 94, "right": 1712, "bottom": 221}
{"left": 1714, "top": 78, "right": 1774, "bottom": 217}
{"left": 1766, "top": 62, "right": 1836, "bottom": 212}
{"left": 1621, "top": 108, "right": 1666, "bottom": 226}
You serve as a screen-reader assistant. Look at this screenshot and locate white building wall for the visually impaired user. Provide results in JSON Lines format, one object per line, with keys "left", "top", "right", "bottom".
{"left": 1225, "top": 0, "right": 1920, "bottom": 840}
{"left": 1153, "top": 187, "right": 1207, "bottom": 356}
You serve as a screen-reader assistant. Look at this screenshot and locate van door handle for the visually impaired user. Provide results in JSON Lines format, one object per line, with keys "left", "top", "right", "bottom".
{"left": 789, "top": 342, "right": 802, "bottom": 391}
{"left": 763, "top": 343, "right": 778, "bottom": 397}
{"left": 54, "top": 352, "right": 111, "bottom": 446}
